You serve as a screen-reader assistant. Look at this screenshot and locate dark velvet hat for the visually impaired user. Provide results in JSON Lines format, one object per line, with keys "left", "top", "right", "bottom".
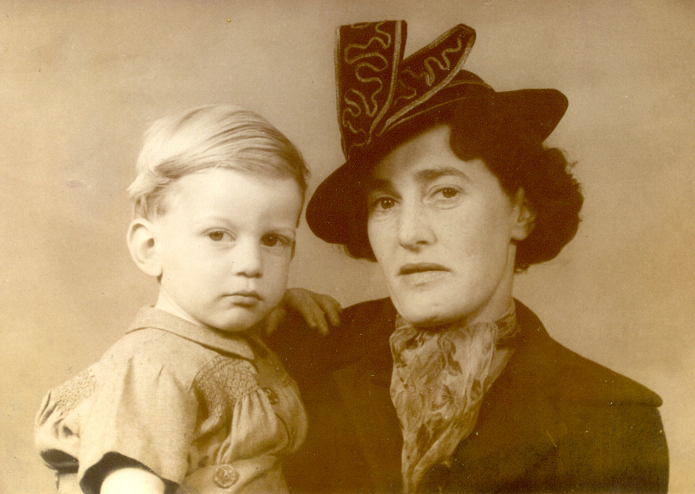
{"left": 306, "top": 20, "right": 568, "bottom": 245}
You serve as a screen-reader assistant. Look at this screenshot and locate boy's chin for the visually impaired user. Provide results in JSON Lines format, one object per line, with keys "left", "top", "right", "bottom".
{"left": 206, "top": 312, "right": 267, "bottom": 334}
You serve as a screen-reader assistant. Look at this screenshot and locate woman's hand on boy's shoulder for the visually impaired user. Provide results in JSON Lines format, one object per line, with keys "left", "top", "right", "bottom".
{"left": 264, "top": 288, "right": 342, "bottom": 336}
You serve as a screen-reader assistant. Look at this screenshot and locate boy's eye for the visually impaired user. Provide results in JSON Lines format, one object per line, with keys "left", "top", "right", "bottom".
{"left": 262, "top": 234, "right": 290, "bottom": 248}
{"left": 208, "top": 231, "right": 229, "bottom": 242}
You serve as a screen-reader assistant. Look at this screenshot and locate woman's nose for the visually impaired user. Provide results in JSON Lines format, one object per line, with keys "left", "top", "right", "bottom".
{"left": 233, "top": 240, "right": 263, "bottom": 277}
{"left": 397, "top": 202, "right": 434, "bottom": 249}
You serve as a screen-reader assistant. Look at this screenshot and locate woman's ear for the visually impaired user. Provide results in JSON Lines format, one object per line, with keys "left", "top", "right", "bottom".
{"left": 127, "top": 218, "right": 162, "bottom": 278}
{"left": 510, "top": 188, "right": 536, "bottom": 242}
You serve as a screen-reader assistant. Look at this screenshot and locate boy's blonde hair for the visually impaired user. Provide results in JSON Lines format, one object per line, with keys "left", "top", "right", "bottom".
{"left": 128, "top": 105, "right": 309, "bottom": 219}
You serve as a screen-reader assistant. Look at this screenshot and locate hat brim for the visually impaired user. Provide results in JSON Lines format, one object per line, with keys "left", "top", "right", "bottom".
{"left": 306, "top": 88, "right": 568, "bottom": 246}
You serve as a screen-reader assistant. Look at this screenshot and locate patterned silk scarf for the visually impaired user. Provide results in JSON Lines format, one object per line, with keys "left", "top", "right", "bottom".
{"left": 389, "top": 304, "right": 519, "bottom": 493}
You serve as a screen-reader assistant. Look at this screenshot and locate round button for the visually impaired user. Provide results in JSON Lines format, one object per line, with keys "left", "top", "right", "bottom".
{"left": 263, "top": 387, "right": 279, "bottom": 405}
{"left": 212, "top": 465, "right": 239, "bottom": 488}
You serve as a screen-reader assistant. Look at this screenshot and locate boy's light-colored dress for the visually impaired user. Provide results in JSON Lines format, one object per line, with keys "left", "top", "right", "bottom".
{"left": 35, "top": 307, "right": 308, "bottom": 493}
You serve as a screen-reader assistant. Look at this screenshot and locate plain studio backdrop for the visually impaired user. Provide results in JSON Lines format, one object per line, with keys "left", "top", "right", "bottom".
{"left": 1, "top": 1, "right": 693, "bottom": 492}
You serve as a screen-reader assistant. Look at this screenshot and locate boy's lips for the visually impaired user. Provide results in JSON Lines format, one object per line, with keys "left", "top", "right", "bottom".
{"left": 226, "top": 291, "right": 262, "bottom": 306}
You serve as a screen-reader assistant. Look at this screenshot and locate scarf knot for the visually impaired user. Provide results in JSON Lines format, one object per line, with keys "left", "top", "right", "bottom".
{"left": 389, "top": 304, "right": 518, "bottom": 492}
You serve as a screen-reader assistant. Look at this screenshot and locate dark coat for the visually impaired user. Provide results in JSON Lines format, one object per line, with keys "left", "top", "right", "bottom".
{"left": 269, "top": 298, "right": 668, "bottom": 493}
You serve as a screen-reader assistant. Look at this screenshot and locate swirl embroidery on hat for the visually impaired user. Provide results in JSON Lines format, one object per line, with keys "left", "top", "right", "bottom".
{"left": 382, "top": 25, "right": 475, "bottom": 135}
{"left": 403, "top": 38, "right": 465, "bottom": 87}
{"left": 338, "top": 21, "right": 404, "bottom": 160}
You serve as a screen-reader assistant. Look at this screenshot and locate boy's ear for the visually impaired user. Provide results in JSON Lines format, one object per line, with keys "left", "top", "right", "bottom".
{"left": 127, "top": 218, "right": 162, "bottom": 278}
{"left": 510, "top": 188, "right": 536, "bottom": 242}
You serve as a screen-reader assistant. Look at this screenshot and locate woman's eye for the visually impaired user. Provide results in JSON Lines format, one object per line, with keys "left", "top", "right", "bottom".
{"left": 208, "top": 231, "right": 228, "bottom": 242}
{"left": 379, "top": 198, "right": 395, "bottom": 209}
{"left": 426, "top": 187, "right": 462, "bottom": 208}
{"left": 370, "top": 197, "right": 396, "bottom": 211}
{"left": 437, "top": 188, "right": 459, "bottom": 199}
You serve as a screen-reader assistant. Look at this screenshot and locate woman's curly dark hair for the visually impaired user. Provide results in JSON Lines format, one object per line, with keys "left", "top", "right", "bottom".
{"left": 341, "top": 103, "right": 584, "bottom": 272}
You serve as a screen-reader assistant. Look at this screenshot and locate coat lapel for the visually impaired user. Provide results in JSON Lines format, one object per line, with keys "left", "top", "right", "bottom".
{"left": 426, "top": 301, "right": 569, "bottom": 491}
{"left": 444, "top": 340, "right": 568, "bottom": 490}
{"left": 333, "top": 362, "right": 403, "bottom": 491}
{"left": 331, "top": 299, "right": 577, "bottom": 492}
{"left": 336, "top": 299, "right": 572, "bottom": 493}
{"left": 331, "top": 298, "right": 403, "bottom": 491}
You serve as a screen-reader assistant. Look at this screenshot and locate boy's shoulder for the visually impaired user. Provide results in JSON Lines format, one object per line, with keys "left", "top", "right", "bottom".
{"left": 97, "top": 307, "right": 258, "bottom": 388}
{"left": 104, "top": 326, "right": 210, "bottom": 378}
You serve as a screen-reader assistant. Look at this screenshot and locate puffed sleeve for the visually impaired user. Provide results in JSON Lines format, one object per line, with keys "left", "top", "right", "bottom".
{"left": 78, "top": 343, "right": 199, "bottom": 491}
{"left": 35, "top": 366, "right": 98, "bottom": 473}
{"left": 35, "top": 332, "right": 201, "bottom": 494}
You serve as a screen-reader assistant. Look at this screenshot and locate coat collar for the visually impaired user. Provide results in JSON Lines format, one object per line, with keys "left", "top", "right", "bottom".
{"left": 437, "top": 300, "right": 570, "bottom": 490}
{"left": 352, "top": 299, "right": 570, "bottom": 491}
{"left": 314, "top": 297, "right": 663, "bottom": 492}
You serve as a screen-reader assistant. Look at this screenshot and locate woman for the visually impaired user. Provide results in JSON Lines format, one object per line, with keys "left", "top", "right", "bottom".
{"left": 271, "top": 20, "right": 668, "bottom": 493}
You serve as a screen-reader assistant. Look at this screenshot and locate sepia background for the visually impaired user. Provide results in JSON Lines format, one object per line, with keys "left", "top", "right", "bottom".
{"left": 1, "top": 1, "right": 693, "bottom": 492}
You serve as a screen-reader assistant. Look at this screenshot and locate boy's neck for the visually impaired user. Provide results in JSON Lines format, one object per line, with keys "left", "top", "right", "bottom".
{"left": 152, "top": 288, "right": 267, "bottom": 338}
{"left": 154, "top": 289, "right": 202, "bottom": 327}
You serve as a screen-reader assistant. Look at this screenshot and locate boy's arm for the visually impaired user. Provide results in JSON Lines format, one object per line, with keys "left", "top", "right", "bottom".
{"left": 101, "top": 467, "right": 167, "bottom": 494}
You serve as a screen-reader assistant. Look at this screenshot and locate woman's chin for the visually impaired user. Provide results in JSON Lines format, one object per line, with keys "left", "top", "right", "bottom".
{"left": 397, "top": 308, "right": 461, "bottom": 329}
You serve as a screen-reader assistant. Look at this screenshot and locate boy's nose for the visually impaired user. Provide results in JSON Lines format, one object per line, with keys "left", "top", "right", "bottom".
{"left": 233, "top": 240, "right": 262, "bottom": 277}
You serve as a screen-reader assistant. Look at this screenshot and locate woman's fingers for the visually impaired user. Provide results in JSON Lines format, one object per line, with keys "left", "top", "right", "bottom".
{"left": 311, "top": 310, "right": 330, "bottom": 335}
{"left": 264, "top": 306, "right": 288, "bottom": 336}
{"left": 283, "top": 288, "right": 342, "bottom": 334}
{"left": 313, "top": 293, "right": 342, "bottom": 327}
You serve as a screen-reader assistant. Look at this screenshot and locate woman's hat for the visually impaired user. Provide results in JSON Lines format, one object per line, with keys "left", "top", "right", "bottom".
{"left": 306, "top": 20, "right": 568, "bottom": 245}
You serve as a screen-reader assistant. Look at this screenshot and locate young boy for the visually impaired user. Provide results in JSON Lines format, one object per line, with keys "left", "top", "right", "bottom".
{"left": 35, "top": 105, "right": 319, "bottom": 493}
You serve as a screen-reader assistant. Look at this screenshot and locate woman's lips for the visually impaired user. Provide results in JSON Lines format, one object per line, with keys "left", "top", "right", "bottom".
{"left": 398, "top": 263, "right": 449, "bottom": 285}
{"left": 399, "top": 263, "right": 448, "bottom": 275}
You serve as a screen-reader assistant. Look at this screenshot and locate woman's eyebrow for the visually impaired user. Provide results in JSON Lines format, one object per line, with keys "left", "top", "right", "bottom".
{"left": 365, "top": 178, "right": 392, "bottom": 192}
{"left": 415, "top": 167, "right": 470, "bottom": 183}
